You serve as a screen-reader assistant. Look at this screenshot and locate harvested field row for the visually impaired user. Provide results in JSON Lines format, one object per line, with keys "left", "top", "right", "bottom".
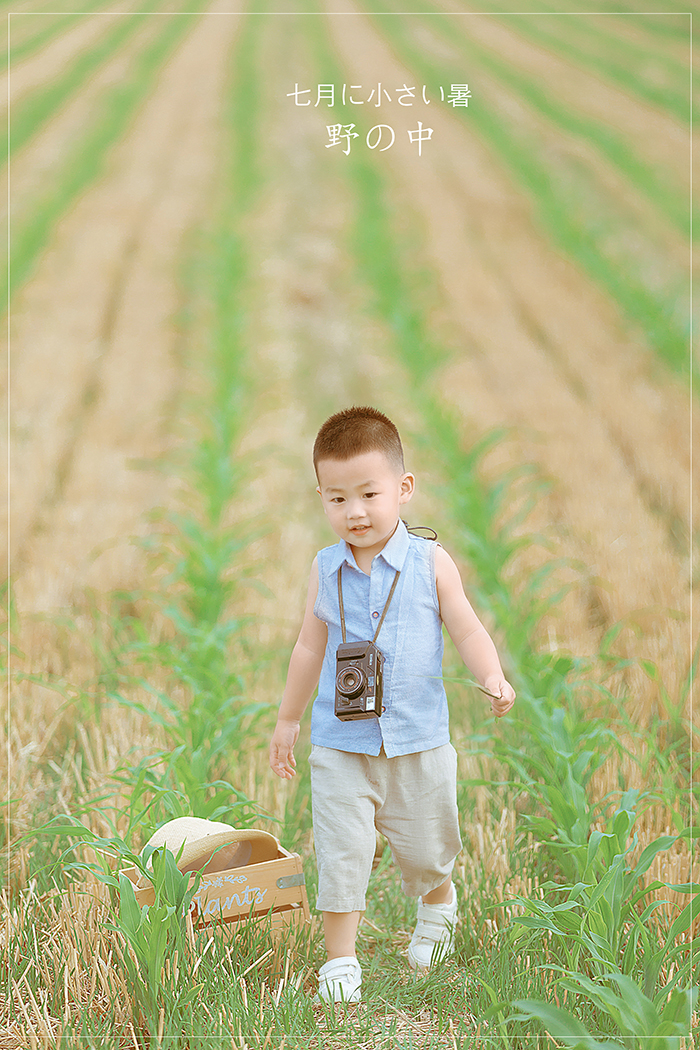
{"left": 1, "top": 3, "right": 136, "bottom": 101}
{"left": 2, "top": 4, "right": 207, "bottom": 313}
{"left": 437, "top": 3, "right": 693, "bottom": 190}
{"left": 367, "top": 6, "right": 692, "bottom": 378}
{"left": 7, "top": 4, "right": 239, "bottom": 613}
{"left": 456, "top": 0, "right": 698, "bottom": 76}
{"left": 6, "top": 11, "right": 161, "bottom": 192}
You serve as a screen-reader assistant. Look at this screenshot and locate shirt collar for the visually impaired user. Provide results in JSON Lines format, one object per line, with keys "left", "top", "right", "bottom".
{"left": 323, "top": 519, "right": 411, "bottom": 576}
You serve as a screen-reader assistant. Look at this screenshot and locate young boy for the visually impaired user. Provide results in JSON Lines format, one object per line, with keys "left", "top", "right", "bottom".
{"left": 269, "top": 407, "right": 515, "bottom": 1003}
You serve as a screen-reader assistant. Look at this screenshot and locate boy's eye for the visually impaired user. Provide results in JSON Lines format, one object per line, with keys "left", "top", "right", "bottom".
{"left": 330, "top": 497, "right": 345, "bottom": 504}
{"left": 363, "top": 492, "right": 377, "bottom": 499}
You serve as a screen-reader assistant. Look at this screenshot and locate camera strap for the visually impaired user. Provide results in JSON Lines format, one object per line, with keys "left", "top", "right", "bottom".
{"left": 337, "top": 566, "right": 401, "bottom": 645}
{"left": 402, "top": 520, "right": 438, "bottom": 541}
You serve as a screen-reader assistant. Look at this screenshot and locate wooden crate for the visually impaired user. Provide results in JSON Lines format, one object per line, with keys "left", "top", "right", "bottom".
{"left": 122, "top": 844, "right": 311, "bottom": 938}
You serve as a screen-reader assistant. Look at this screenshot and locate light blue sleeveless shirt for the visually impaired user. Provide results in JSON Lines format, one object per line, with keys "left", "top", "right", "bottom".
{"left": 311, "top": 520, "right": 449, "bottom": 758}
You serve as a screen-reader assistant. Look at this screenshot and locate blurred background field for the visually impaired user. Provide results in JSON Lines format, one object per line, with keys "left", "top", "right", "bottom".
{"left": 1, "top": 1, "right": 697, "bottom": 1046}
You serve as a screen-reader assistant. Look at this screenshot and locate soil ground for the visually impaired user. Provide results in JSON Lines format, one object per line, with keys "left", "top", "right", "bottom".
{"left": 438, "top": 1, "right": 693, "bottom": 190}
{"left": 1, "top": 7, "right": 137, "bottom": 109}
{"left": 6, "top": 5, "right": 240, "bottom": 617}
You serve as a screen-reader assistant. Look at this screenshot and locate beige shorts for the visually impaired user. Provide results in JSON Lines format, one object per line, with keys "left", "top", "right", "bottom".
{"left": 309, "top": 742, "right": 462, "bottom": 912}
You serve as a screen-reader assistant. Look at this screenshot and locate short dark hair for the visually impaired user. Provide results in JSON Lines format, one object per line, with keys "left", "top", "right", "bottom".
{"left": 313, "top": 406, "right": 405, "bottom": 475}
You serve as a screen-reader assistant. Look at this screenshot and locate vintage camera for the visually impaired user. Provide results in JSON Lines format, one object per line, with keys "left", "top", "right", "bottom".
{"left": 334, "top": 640, "right": 384, "bottom": 720}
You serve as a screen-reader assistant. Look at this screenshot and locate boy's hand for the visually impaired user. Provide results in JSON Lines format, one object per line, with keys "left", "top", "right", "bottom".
{"left": 269, "top": 719, "right": 300, "bottom": 779}
{"left": 484, "top": 676, "right": 516, "bottom": 718}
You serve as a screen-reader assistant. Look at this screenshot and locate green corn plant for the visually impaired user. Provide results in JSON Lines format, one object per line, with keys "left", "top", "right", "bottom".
{"left": 107, "top": 748, "right": 264, "bottom": 830}
{"left": 612, "top": 648, "right": 698, "bottom": 828}
{"left": 102, "top": 598, "right": 269, "bottom": 826}
{"left": 512, "top": 976, "right": 697, "bottom": 1050}
{"left": 503, "top": 818, "right": 698, "bottom": 1041}
{"left": 505, "top": 808, "right": 695, "bottom": 958}
{"left": 31, "top": 818, "right": 208, "bottom": 1040}
{"left": 105, "top": 845, "right": 204, "bottom": 1037}
{"left": 511, "top": 997, "right": 627, "bottom": 1049}
{"left": 490, "top": 701, "right": 618, "bottom": 884}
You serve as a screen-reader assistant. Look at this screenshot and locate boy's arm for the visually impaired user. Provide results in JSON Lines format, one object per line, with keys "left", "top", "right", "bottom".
{"left": 435, "top": 545, "right": 516, "bottom": 718}
{"left": 269, "top": 557, "right": 328, "bottom": 779}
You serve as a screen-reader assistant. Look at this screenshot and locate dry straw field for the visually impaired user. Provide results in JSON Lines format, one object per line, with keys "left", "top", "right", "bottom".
{"left": 2, "top": 1, "right": 697, "bottom": 1047}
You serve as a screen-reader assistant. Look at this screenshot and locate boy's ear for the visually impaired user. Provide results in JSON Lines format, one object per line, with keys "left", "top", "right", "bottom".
{"left": 399, "top": 472, "right": 415, "bottom": 503}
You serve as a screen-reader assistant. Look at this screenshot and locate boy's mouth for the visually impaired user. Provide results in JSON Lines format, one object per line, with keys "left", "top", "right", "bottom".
{"left": 350, "top": 525, "right": 370, "bottom": 535}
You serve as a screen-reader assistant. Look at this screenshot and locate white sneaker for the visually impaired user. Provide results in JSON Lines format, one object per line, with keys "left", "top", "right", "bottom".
{"left": 314, "top": 956, "right": 362, "bottom": 1003}
{"left": 407, "top": 883, "right": 458, "bottom": 971}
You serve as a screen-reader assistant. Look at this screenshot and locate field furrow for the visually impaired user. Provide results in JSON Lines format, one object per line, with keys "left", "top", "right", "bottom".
{"left": 0, "top": 1, "right": 114, "bottom": 61}
{"left": 5, "top": 9, "right": 183, "bottom": 226}
{"left": 7, "top": 5, "right": 241, "bottom": 613}
{"left": 450, "top": 1, "right": 698, "bottom": 110}
{"left": 366, "top": 8, "right": 692, "bottom": 377}
{"left": 1, "top": 6, "right": 139, "bottom": 113}
{"left": 1, "top": 4, "right": 208, "bottom": 313}
{"left": 436, "top": 3, "right": 692, "bottom": 213}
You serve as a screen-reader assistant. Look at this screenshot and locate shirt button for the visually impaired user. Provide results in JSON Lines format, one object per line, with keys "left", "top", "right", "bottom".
{"left": 371, "top": 611, "right": 379, "bottom": 618}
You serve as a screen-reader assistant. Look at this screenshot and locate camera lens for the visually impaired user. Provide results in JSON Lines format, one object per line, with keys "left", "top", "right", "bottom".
{"left": 336, "top": 664, "right": 365, "bottom": 699}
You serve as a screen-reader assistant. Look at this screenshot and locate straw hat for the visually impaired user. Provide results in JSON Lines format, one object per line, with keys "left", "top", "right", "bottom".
{"left": 139, "top": 817, "right": 279, "bottom": 883}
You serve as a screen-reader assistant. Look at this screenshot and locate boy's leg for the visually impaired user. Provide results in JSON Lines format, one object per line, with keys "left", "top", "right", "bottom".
{"left": 375, "top": 743, "right": 461, "bottom": 900}
{"left": 309, "top": 746, "right": 379, "bottom": 919}
{"left": 309, "top": 745, "right": 380, "bottom": 1001}
{"left": 322, "top": 910, "right": 363, "bottom": 959}
{"left": 317, "top": 908, "right": 364, "bottom": 1003}
{"left": 374, "top": 743, "right": 462, "bottom": 968}
{"left": 421, "top": 876, "right": 454, "bottom": 905}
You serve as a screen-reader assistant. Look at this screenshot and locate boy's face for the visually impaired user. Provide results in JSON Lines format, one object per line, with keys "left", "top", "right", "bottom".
{"left": 316, "top": 450, "right": 414, "bottom": 562}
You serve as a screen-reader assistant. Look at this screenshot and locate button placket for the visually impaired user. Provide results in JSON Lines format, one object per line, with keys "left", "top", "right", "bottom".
{"left": 368, "top": 563, "right": 386, "bottom": 634}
